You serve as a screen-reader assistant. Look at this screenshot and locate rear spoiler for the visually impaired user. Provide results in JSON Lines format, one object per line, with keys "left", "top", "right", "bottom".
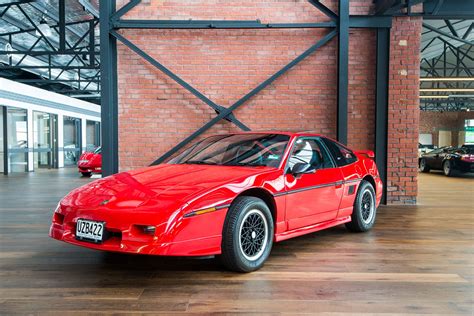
{"left": 354, "top": 150, "right": 375, "bottom": 159}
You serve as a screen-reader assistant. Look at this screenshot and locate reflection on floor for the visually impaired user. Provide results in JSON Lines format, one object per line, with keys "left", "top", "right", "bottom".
{"left": 0, "top": 168, "right": 473, "bottom": 314}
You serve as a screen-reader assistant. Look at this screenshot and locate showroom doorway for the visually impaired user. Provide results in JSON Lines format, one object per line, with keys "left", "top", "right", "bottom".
{"left": 33, "top": 111, "right": 58, "bottom": 170}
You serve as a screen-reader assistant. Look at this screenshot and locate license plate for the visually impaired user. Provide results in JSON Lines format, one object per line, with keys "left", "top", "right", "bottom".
{"left": 76, "top": 219, "right": 105, "bottom": 243}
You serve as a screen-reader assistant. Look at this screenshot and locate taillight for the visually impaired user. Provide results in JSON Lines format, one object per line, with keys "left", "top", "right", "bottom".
{"left": 461, "top": 154, "right": 474, "bottom": 162}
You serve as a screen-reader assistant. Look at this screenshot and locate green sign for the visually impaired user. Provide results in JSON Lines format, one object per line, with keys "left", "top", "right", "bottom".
{"left": 466, "top": 126, "right": 474, "bottom": 143}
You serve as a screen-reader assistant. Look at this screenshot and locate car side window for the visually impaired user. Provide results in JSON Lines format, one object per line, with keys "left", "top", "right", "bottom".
{"left": 322, "top": 138, "right": 357, "bottom": 167}
{"left": 288, "top": 138, "right": 335, "bottom": 170}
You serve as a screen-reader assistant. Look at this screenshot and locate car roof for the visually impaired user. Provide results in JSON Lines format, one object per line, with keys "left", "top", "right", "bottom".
{"left": 229, "top": 130, "right": 324, "bottom": 137}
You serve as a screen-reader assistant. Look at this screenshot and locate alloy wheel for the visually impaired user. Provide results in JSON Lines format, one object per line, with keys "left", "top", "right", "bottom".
{"left": 361, "top": 189, "right": 375, "bottom": 225}
{"left": 238, "top": 209, "right": 269, "bottom": 261}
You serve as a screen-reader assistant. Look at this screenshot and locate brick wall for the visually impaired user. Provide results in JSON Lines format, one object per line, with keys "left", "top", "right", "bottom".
{"left": 420, "top": 111, "right": 474, "bottom": 147}
{"left": 386, "top": 17, "right": 422, "bottom": 204}
{"left": 116, "top": 1, "right": 421, "bottom": 204}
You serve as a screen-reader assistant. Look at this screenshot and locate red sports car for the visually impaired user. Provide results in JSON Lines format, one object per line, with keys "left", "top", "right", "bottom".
{"left": 50, "top": 132, "right": 383, "bottom": 272}
{"left": 77, "top": 146, "right": 102, "bottom": 177}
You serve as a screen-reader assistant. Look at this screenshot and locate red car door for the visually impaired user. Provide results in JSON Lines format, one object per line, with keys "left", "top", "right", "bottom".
{"left": 284, "top": 137, "right": 344, "bottom": 231}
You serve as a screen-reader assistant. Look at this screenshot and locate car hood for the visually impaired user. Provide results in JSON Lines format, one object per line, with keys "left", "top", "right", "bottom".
{"left": 79, "top": 152, "right": 100, "bottom": 161}
{"left": 61, "top": 164, "right": 273, "bottom": 211}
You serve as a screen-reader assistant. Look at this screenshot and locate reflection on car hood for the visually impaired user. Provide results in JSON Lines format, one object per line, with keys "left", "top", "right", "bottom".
{"left": 61, "top": 164, "right": 272, "bottom": 210}
{"left": 79, "top": 151, "right": 100, "bottom": 160}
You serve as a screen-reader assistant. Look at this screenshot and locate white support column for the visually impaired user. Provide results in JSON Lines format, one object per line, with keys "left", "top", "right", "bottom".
{"left": 57, "top": 114, "right": 64, "bottom": 168}
{"left": 81, "top": 118, "right": 87, "bottom": 153}
{"left": 27, "top": 108, "right": 34, "bottom": 172}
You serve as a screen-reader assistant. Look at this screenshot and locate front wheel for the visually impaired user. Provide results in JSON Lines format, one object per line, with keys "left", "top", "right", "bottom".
{"left": 221, "top": 196, "right": 274, "bottom": 272}
{"left": 443, "top": 160, "right": 454, "bottom": 177}
{"left": 346, "top": 180, "right": 377, "bottom": 232}
{"left": 81, "top": 172, "right": 92, "bottom": 177}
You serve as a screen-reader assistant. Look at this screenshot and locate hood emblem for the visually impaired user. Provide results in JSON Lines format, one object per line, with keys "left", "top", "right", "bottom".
{"left": 100, "top": 199, "right": 110, "bottom": 206}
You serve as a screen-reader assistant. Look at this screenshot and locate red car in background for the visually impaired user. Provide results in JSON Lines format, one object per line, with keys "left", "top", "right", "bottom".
{"left": 51, "top": 132, "right": 383, "bottom": 272}
{"left": 77, "top": 146, "right": 102, "bottom": 177}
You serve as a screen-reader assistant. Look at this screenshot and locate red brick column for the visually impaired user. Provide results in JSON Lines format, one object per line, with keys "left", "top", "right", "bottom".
{"left": 387, "top": 17, "right": 422, "bottom": 204}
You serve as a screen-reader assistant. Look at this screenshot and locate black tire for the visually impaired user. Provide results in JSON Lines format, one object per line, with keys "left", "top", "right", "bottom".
{"left": 443, "top": 160, "right": 453, "bottom": 177}
{"left": 81, "top": 172, "right": 92, "bottom": 177}
{"left": 221, "top": 196, "right": 274, "bottom": 272}
{"left": 346, "top": 180, "right": 377, "bottom": 232}
{"left": 419, "top": 158, "right": 430, "bottom": 173}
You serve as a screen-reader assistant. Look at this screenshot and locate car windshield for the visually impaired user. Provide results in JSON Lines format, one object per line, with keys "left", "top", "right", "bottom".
{"left": 93, "top": 147, "right": 101, "bottom": 154}
{"left": 168, "top": 134, "right": 290, "bottom": 167}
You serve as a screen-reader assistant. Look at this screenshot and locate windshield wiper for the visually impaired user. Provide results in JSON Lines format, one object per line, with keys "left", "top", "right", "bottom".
{"left": 182, "top": 160, "right": 218, "bottom": 165}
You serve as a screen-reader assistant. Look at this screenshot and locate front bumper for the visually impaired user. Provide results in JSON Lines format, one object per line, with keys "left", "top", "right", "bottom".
{"left": 78, "top": 165, "right": 102, "bottom": 173}
{"left": 49, "top": 207, "right": 228, "bottom": 256}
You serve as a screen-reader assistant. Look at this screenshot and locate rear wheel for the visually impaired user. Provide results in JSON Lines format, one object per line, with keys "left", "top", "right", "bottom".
{"left": 221, "top": 196, "right": 273, "bottom": 272}
{"left": 346, "top": 180, "right": 377, "bottom": 232}
{"left": 81, "top": 172, "right": 92, "bottom": 177}
{"left": 443, "top": 160, "right": 453, "bottom": 177}
{"left": 419, "top": 159, "right": 430, "bottom": 173}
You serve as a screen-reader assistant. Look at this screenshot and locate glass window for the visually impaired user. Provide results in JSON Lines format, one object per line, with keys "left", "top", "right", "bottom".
{"left": 63, "top": 116, "right": 81, "bottom": 166}
{"left": 288, "top": 138, "right": 335, "bottom": 170}
{"left": 86, "top": 120, "right": 100, "bottom": 151}
{"left": 33, "top": 111, "right": 53, "bottom": 169}
{"left": 7, "top": 107, "right": 28, "bottom": 172}
{"left": 322, "top": 138, "right": 357, "bottom": 167}
{"left": 168, "top": 134, "right": 290, "bottom": 167}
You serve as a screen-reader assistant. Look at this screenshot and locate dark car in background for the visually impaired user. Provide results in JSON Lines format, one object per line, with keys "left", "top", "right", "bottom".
{"left": 419, "top": 144, "right": 474, "bottom": 176}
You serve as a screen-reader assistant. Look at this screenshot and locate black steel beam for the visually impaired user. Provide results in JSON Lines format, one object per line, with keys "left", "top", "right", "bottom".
{"left": 463, "top": 23, "right": 474, "bottom": 40}
{"left": 444, "top": 20, "right": 458, "bottom": 38}
{"left": 337, "top": 0, "right": 349, "bottom": 145}
{"left": 16, "top": 4, "right": 56, "bottom": 51}
{"left": 349, "top": 16, "right": 392, "bottom": 28}
{"left": 307, "top": 0, "right": 338, "bottom": 21}
{"left": 0, "top": 50, "right": 100, "bottom": 56}
{"left": 374, "top": 0, "right": 399, "bottom": 15}
{"left": 0, "top": 1, "right": 34, "bottom": 8}
{"left": 436, "top": 37, "right": 474, "bottom": 62}
{"left": 423, "top": 23, "right": 474, "bottom": 46}
{"left": 14, "top": 36, "right": 42, "bottom": 66}
{"left": 100, "top": 0, "right": 119, "bottom": 176}
{"left": 89, "top": 20, "right": 95, "bottom": 67}
{"left": 151, "top": 29, "right": 338, "bottom": 165}
{"left": 16, "top": 79, "right": 100, "bottom": 83}
{"left": 375, "top": 28, "right": 390, "bottom": 205}
{"left": 0, "top": 18, "right": 98, "bottom": 37}
{"left": 113, "top": 17, "right": 392, "bottom": 30}
{"left": 113, "top": 20, "right": 336, "bottom": 29}
{"left": 420, "top": 99, "right": 474, "bottom": 103}
{"left": 111, "top": 0, "right": 141, "bottom": 21}
{"left": 110, "top": 30, "right": 250, "bottom": 130}
{"left": 423, "top": 0, "right": 474, "bottom": 19}
{"left": 59, "top": 0, "right": 65, "bottom": 51}
{"left": 2, "top": 106, "right": 7, "bottom": 175}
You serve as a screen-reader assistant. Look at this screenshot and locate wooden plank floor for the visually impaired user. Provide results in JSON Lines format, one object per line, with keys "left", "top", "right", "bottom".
{"left": 0, "top": 168, "right": 473, "bottom": 315}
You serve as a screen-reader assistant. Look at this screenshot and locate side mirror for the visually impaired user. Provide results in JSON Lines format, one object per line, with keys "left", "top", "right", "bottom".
{"left": 291, "top": 162, "right": 315, "bottom": 176}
